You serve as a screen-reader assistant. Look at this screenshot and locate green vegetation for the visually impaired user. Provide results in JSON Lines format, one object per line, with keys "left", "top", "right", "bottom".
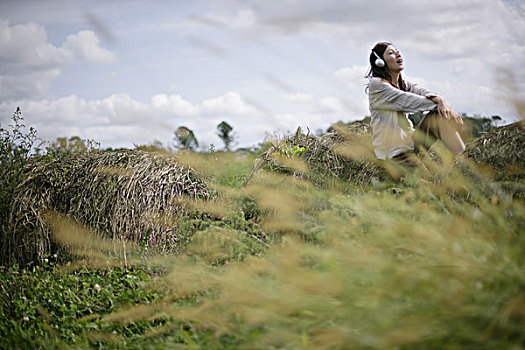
{"left": 217, "top": 121, "right": 236, "bottom": 151}
{"left": 0, "top": 108, "right": 524, "bottom": 349}
{"left": 0, "top": 262, "right": 164, "bottom": 349}
{"left": 46, "top": 135, "right": 100, "bottom": 159}
{"left": 173, "top": 126, "right": 199, "bottom": 151}
{"left": 0, "top": 108, "right": 40, "bottom": 258}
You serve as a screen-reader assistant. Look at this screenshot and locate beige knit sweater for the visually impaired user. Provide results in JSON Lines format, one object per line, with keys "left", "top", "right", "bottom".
{"left": 367, "top": 77, "right": 440, "bottom": 159}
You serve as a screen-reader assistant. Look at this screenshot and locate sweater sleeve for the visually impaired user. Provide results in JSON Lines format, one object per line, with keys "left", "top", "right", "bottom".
{"left": 369, "top": 78, "right": 437, "bottom": 113}
{"left": 405, "top": 80, "right": 439, "bottom": 98}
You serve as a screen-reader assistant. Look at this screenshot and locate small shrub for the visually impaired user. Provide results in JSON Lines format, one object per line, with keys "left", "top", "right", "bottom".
{"left": 0, "top": 108, "right": 40, "bottom": 253}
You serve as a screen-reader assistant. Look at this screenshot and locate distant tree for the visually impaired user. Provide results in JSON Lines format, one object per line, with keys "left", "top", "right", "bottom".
{"left": 456, "top": 113, "right": 503, "bottom": 140}
{"left": 52, "top": 136, "right": 87, "bottom": 153}
{"left": 491, "top": 115, "right": 502, "bottom": 126}
{"left": 46, "top": 136, "right": 99, "bottom": 158}
{"left": 134, "top": 139, "right": 166, "bottom": 152}
{"left": 174, "top": 126, "right": 198, "bottom": 150}
{"left": 217, "top": 121, "right": 235, "bottom": 151}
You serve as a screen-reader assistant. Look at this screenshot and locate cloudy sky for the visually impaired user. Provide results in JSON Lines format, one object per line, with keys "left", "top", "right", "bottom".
{"left": 1, "top": 0, "right": 524, "bottom": 150}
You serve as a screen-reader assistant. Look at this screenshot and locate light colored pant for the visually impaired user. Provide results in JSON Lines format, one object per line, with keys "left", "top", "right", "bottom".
{"left": 391, "top": 111, "right": 466, "bottom": 167}
{"left": 413, "top": 111, "right": 466, "bottom": 154}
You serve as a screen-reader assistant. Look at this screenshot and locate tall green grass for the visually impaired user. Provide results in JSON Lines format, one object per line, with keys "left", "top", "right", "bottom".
{"left": 136, "top": 153, "right": 524, "bottom": 349}
{"left": 55, "top": 150, "right": 525, "bottom": 348}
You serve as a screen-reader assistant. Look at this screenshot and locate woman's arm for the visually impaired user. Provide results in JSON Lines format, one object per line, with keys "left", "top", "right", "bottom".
{"left": 369, "top": 78, "right": 438, "bottom": 113}
{"left": 405, "top": 80, "right": 463, "bottom": 125}
{"left": 406, "top": 80, "right": 438, "bottom": 98}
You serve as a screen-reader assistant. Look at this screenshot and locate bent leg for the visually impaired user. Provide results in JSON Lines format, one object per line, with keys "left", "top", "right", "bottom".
{"left": 414, "top": 111, "right": 466, "bottom": 154}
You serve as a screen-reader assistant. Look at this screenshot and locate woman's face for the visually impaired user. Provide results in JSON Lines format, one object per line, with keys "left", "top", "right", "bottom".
{"left": 382, "top": 45, "right": 404, "bottom": 72}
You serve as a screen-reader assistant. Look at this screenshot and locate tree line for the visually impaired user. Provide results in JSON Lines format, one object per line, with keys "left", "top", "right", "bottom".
{"left": 174, "top": 121, "right": 236, "bottom": 152}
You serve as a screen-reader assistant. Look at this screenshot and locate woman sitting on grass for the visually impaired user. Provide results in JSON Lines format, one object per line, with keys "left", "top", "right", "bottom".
{"left": 366, "top": 41, "right": 465, "bottom": 166}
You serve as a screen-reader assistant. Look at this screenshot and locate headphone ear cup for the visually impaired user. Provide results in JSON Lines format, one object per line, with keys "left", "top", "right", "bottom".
{"left": 372, "top": 50, "right": 386, "bottom": 68}
{"left": 375, "top": 58, "right": 385, "bottom": 67}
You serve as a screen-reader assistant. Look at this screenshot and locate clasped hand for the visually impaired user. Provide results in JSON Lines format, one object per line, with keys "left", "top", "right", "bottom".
{"left": 432, "top": 96, "right": 463, "bottom": 125}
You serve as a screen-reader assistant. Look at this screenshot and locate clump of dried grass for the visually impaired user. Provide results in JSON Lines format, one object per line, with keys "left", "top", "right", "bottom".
{"left": 2, "top": 149, "right": 211, "bottom": 265}
{"left": 245, "top": 123, "right": 386, "bottom": 186}
{"left": 463, "top": 121, "right": 525, "bottom": 180}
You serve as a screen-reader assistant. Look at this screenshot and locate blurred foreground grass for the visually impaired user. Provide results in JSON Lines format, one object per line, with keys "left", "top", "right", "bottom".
{"left": 1, "top": 150, "right": 524, "bottom": 349}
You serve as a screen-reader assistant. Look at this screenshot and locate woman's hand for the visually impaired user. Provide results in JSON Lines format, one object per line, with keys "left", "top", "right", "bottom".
{"left": 431, "top": 96, "right": 463, "bottom": 125}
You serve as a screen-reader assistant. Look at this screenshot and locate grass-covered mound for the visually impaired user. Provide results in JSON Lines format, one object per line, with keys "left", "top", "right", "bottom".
{"left": 2, "top": 149, "right": 212, "bottom": 265}
{"left": 247, "top": 121, "right": 525, "bottom": 186}
{"left": 463, "top": 121, "right": 525, "bottom": 179}
{"left": 245, "top": 123, "right": 386, "bottom": 186}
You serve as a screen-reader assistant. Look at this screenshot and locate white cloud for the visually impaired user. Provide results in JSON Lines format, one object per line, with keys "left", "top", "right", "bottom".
{"left": 432, "top": 80, "right": 517, "bottom": 119}
{"left": 320, "top": 96, "right": 367, "bottom": 118}
{"left": 334, "top": 65, "right": 368, "bottom": 90}
{"left": 449, "top": 58, "right": 486, "bottom": 77}
{"left": 0, "top": 20, "right": 116, "bottom": 101}
{"left": 332, "top": 66, "right": 370, "bottom": 118}
{"left": 199, "top": 9, "right": 257, "bottom": 28}
{"left": 99, "top": 94, "right": 149, "bottom": 124}
{"left": 0, "top": 69, "right": 61, "bottom": 101}
{"left": 151, "top": 94, "right": 200, "bottom": 116}
{"left": 1, "top": 0, "right": 523, "bottom": 151}
{"left": 283, "top": 92, "right": 313, "bottom": 102}
{"left": 266, "top": 111, "right": 328, "bottom": 135}
{"left": 61, "top": 30, "right": 117, "bottom": 64}
{"left": 230, "top": 9, "right": 257, "bottom": 27}
{"left": 210, "top": 0, "right": 448, "bottom": 39}
{"left": 0, "top": 94, "right": 151, "bottom": 148}
{"left": 0, "top": 20, "right": 67, "bottom": 73}
{"left": 211, "top": 0, "right": 525, "bottom": 73}
{"left": 0, "top": 91, "right": 266, "bottom": 150}
{"left": 403, "top": 74, "right": 428, "bottom": 87}
{"left": 0, "top": 86, "right": 360, "bottom": 150}
{"left": 202, "top": 92, "right": 259, "bottom": 116}
{"left": 320, "top": 96, "right": 345, "bottom": 113}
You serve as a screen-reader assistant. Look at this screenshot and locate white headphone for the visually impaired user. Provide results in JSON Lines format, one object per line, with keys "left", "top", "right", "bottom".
{"left": 372, "top": 50, "right": 385, "bottom": 68}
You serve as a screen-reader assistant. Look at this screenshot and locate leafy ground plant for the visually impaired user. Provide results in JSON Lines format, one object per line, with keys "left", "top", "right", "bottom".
{"left": 0, "top": 260, "right": 165, "bottom": 349}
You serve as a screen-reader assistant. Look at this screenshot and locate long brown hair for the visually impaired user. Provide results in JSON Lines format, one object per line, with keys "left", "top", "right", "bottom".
{"left": 366, "top": 41, "right": 406, "bottom": 91}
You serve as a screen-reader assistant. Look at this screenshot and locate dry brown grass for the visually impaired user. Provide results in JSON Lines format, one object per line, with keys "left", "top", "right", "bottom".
{"left": 463, "top": 121, "right": 525, "bottom": 179}
{"left": 244, "top": 123, "right": 386, "bottom": 187}
{"left": 246, "top": 121, "right": 525, "bottom": 188}
{"left": 2, "top": 149, "right": 211, "bottom": 265}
